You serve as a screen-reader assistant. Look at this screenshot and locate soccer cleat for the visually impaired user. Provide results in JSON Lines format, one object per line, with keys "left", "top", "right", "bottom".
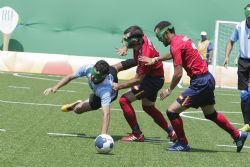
{"left": 120, "top": 133, "right": 145, "bottom": 142}
{"left": 167, "top": 142, "right": 190, "bottom": 152}
{"left": 61, "top": 100, "right": 82, "bottom": 112}
{"left": 239, "top": 124, "right": 250, "bottom": 132}
{"left": 168, "top": 130, "right": 178, "bottom": 143}
{"left": 235, "top": 131, "right": 248, "bottom": 153}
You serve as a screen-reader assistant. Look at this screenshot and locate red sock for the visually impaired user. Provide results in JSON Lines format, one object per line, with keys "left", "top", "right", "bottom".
{"left": 142, "top": 105, "right": 171, "bottom": 133}
{"left": 119, "top": 95, "right": 140, "bottom": 132}
{"left": 206, "top": 112, "right": 240, "bottom": 140}
{"left": 170, "top": 116, "right": 188, "bottom": 145}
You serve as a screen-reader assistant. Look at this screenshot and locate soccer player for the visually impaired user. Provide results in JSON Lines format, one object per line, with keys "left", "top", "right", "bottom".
{"left": 113, "top": 25, "right": 177, "bottom": 142}
{"left": 141, "top": 21, "right": 248, "bottom": 152}
{"left": 224, "top": 4, "right": 250, "bottom": 132}
{"left": 44, "top": 59, "right": 136, "bottom": 135}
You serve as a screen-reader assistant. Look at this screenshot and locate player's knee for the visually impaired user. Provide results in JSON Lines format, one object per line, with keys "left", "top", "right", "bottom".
{"left": 142, "top": 105, "right": 153, "bottom": 113}
{"left": 74, "top": 106, "right": 83, "bottom": 114}
{"left": 240, "top": 90, "right": 249, "bottom": 103}
{"left": 204, "top": 110, "right": 217, "bottom": 120}
{"left": 166, "top": 110, "right": 180, "bottom": 121}
{"left": 119, "top": 95, "right": 130, "bottom": 105}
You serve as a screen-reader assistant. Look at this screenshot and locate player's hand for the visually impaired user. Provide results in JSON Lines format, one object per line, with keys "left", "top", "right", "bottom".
{"left": 223, "top": 57, "right": 229, "bottom": 68}
{"left": 116, "top": 46, "right": 128, "bottom": 56}
{"left": 112, "top": 82, "right": 120, "bottom": 91}
{"left": 139, "top": 56, "right": 157, "bottom": 65}
{"left": 160, "top": 88, "right": 172, "bottom": 100}
{"left": 44, "top": 87, "right": 57, "bottom": 95}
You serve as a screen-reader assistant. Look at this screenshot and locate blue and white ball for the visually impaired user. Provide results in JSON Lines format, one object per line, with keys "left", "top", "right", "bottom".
{"left": 94, "top": 134, "right": 114, "bottom": 154}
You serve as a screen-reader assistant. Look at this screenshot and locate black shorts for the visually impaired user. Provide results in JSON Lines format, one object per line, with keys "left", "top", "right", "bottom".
{"left": 238, "top": 58, "right": 250, "bottom": 90}
{"left": 131, "top": 76, "right": 164, "bottom": 102}
{"left": 89, "top": 93, "right": 118, "bottom": 110}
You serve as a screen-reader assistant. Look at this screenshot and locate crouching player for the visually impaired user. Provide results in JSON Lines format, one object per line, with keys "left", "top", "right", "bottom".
{"left": 44, "top": 59, "right": 136, "bottom": 135}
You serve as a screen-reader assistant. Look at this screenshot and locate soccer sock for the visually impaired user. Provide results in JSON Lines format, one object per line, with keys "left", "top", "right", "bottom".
{"left": 240, "top": 88, "right": 250, "bottom": 124}
{"left": 142, "top": 105, "right": 172, "bottom": 134}
{"left": 205, "top": 111, "right": 240, "bottom": 140}
{"left": 241, "top": 102, "right": 250, "bottom": 124}
{"left": 167, "top": 111, "right": 188, "bottom": 145}
{"left": 119, "top": 95, "right": 141, "bottom": 133}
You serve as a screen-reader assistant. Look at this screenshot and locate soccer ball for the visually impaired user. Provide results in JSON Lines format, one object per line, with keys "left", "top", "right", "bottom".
{"left": 94, "top": 134, "right": 114, "bottom": 154}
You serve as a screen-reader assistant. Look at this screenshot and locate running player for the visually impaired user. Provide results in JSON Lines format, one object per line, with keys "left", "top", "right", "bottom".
{"left": 141, "top": 21, "right": 248, "bottom": 152}
{"left": 113, "top": 25, "right": 177, "bottom": 142}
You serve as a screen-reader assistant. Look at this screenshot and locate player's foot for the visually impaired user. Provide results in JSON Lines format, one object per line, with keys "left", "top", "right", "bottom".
{"left": 167, "top": 142, "right": 190, "bottom": 152}
{"left": 168, "top": 130, "right": 178, "bottom": 143}
{"left": 235, "top": 131, "right": 248, "bottom": 153}
{"left": 239, "top": 124, "right": 250, "bottom": 132}
{"left": 120, "top": 132, "right": 145, "bottom": 142}
{"left": 61, "top": 100, "right": 82, "bottom": 112}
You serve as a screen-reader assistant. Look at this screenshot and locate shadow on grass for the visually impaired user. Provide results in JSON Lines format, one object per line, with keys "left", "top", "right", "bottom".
{"left": 47, "top": 132, "right": 169, "bottom": 143}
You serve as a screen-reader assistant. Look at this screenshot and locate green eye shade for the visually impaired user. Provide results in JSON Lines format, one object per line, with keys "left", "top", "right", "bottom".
{"left": 157, "top": 25, "right": 174, "bottom": 40}
{"left": 91, "top": 68, "right": 105, "bottom": 83}
{"left": 245, "top": 8, "right": 250, "bottom": 17}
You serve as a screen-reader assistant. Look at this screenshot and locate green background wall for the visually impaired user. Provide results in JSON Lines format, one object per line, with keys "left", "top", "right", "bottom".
{"left": 0, "top": 0, "right": 248, "bottom": 58}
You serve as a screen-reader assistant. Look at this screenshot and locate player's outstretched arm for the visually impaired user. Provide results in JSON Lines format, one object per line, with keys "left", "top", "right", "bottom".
{"left": 116, "top": 45, "right": 128, "bottom": 56}
{"left": 101, "top": 105, "right": 111, "bottom": 134}
{"left": 139, "top": 53, "right": 172, "bottom": 65}
{"left": 113, "top": 73, "right": 143, "bottom": 91}
{"left": 44, "top": 74, "right": 76, "bottom": 95}
{"left": 112, "top": 59, "right": 136, "bottom": 72}
{"left": 224, "top": 40, "right": 234, "bottom": 68}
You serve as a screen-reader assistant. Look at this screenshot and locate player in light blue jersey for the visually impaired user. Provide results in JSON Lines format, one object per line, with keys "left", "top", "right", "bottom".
{"left": 44, "top": 59, "right": 136, "bottom": 135}
{"left": 224, "top": 4, "right": 250, "bottom": 132}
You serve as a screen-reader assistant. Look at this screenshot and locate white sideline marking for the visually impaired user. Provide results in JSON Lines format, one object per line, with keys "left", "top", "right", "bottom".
{"left": 0, "top": 99, "right": 61, "bottom": 107}
{"left": 0, "top": 129, "right": 6, "bottom": 132}
{"left": 0, "top": 99, "right": 241, "bottom": 122}
{"left": 217, "top": 144, "right": 250, "bottom": 149}
{"left": 0, "top": 99, "right": 144, "bottom": 112}
{"left": 58, "top": 90, "right": 76, "bottom": 93}
{"left": 8, "top": 86, "right": 30, "bottom": 89}
{"left": 231, "top": 102, "right": 240, "bottom": 104}
{"left": 47, "top": 132, "right": 86, "bottom": 137}
{"left": 13, "top": 73, "right": 87, "bottom": 85}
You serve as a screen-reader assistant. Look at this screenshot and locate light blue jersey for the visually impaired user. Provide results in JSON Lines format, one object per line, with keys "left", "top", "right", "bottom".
{"left": 74, "top": 64, "right": 117, "bottom": 107}
{"left": 231, "top": 20, "right": 250, "bottom": 59}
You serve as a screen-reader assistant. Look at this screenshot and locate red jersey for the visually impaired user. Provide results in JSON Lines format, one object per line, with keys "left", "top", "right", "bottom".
{"left": 133, "top": 36, "right": 164, "bottom": 77}
{"left": 170, "top": 35, "right": 208, "bottom": 77}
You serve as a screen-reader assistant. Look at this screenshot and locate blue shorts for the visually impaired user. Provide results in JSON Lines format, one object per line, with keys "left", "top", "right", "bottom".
{"left": 131, "top": 76, "right": 164, "bottom": 102}
{"left": 177, "top": 72, "right": 215, "bottom": 108}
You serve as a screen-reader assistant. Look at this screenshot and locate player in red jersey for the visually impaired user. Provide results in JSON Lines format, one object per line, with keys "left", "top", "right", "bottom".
{"left": 141, "top": 21, "right": 247, "bottom": 152}
{"left": 113, "top": 25, "right": 177, "bottom": 142}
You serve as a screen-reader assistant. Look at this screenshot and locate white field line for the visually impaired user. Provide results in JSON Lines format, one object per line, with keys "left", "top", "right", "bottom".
{"left": 180, "top": 111, "right": 243, "bottom": 126}
{"left": 0, "top": 99, "right": 144, "bottom": 112}
{"left": 8, "top": 86, "right": 30, "bottom": 89}
{"left": 217, "top": 144, "right": 250, "bottom": 149}
{"left": 11, "top": 73, "right": 240, "bottom": 98}
{"left": 0, "top": 99, "right": 241, "bottom": 122}
{"left": 0, "top": 129, "right": 6, "bottom": 132}
{"left": 13, "top": 73, "right": 87, "bottom": 85}
{"left": 0, "top": 99, "right": 61, "bottom": 107}
{"left": 231, "top": 102, "right": 240, "bottom": 104}
{"left": 47, "top": 132, "right": 86, "bottom": 137}
{"left": 57, "top": 90, "right": 76, "bottom": 93}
